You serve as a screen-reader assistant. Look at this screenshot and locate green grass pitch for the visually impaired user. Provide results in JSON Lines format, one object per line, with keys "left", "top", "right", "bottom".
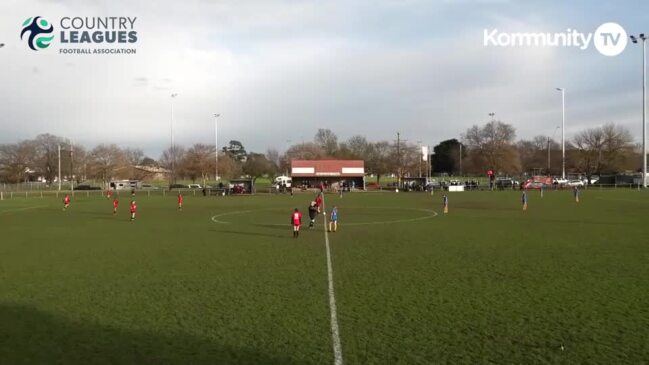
{"left": 0, "top": 189, "right": 648, "bottom": 364}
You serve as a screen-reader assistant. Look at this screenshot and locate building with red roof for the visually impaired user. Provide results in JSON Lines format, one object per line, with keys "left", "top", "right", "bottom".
{"left": 291, "top": 160, "right": 365, "bottom": 190}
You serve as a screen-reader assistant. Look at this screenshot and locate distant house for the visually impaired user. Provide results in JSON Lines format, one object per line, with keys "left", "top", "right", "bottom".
{"left": 133, "top": 165, "right": 170, "bottom": 181}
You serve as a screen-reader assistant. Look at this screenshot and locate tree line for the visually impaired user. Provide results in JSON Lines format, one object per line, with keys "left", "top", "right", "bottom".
{"left": 0, "top": 122, "right": 642, "bottom": 186}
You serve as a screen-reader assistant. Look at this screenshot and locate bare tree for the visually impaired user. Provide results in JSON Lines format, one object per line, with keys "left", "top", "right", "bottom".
{"left": 517, "top": 135, "right": 560, "bottom": 174}
{"left": 464, "top": 121, "right": 520, "bottom": 174}
{"left": 181, "top": 144, "right": 215, "bottom": 185}
{"left": 314, "top": 129, "right": 338, "bottom": 156}
{"left": 87, "top": 144, "right": 126, "bottom": 187}
{"left": 33, "top": 134, "right": 66, "bottom": 185}
{"left": 366, "top": 141, "right": 392, "bottom": 185}
{"left": 286, "top": 142, "right": 326, "bottom": 160}
{"left": 0, "top": 141, "right": 38, "bottom": 183}
{"left": 345, "top": 135, "right": 370, "bottom": 159}
{"left": 266, "top": 148, "right": 281, "bottom": 175}
{"left": 601, "top": 123, "right": 634, "bottom": 172}
{"left": 243, "top": 153, "right": 276, "bottom": 184}
{"left": 217, "top": 153, "right": 242, "bottom": 180}
{"left": 159, "top": 146, "right": 186, "bottom": 183}
{"left": 123, "top": 148, "right": 144, "bottom": 179}
{"left": 573, "top": 123, "right": 633, "bottom": 181}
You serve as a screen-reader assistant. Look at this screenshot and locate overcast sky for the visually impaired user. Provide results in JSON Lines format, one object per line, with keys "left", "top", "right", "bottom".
{"left": 1, "top": 0, "right": 648, "bottom": 158}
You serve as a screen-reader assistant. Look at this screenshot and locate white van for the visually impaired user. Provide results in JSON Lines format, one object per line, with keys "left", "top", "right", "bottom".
{"left": 274, "top": 176, "right": 292, "bottom": 189}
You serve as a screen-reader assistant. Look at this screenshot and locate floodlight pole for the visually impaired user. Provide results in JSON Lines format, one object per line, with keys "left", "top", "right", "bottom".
{"left": 630, "top": 34, "right": 647, "bottom": 188}
{"left": 641, "top": 38, "right": 648, "bottom": 188}
{"left": 170, "top": 93, "right": 178, "bottom": 184}
{"left": 214, "top": 113, "right": 220, "bottom": 181}
{"left": 556, "top": 88, "right": 566, "bottom": 180}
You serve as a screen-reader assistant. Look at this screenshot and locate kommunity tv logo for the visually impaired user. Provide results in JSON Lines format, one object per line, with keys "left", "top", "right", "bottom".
{"left": 21, "top": 16, "right": 55, "bottom": 51}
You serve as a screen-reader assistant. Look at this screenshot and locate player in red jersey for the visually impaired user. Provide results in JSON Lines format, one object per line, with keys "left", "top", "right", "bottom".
{"left": 177, "top": 193, "right": 183, "bottom": 211}
{"left": 130, "top": 200, "right": 137, "bottom": 221}
{"left": 291, "top": 208, "right": 302, "bottom": 238}
{"left": 113, "top": 198, "right": 119, "bottom": 215}
{"left": 106, "top": 189, "right": 112, "bottom": 199}
{"left": 63, "top": 194, "right": 71, "bottom": 211}
{"left": 315, "top": 193, "right": 323, "bottom": 213}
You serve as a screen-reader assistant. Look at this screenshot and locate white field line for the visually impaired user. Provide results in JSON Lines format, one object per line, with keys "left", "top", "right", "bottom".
{"left": 0, "top": 205, "right": 48, "bottom": 214}
{"left": 210, "top": 208, "right": 437, "bottom": 226}
{"left": 322, "top": 196, "right": 344, "bottom": 365}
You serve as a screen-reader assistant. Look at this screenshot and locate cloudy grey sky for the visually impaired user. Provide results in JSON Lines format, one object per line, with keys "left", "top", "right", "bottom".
{"left": 0, "top": 0, "right": 648, "bottom": 158}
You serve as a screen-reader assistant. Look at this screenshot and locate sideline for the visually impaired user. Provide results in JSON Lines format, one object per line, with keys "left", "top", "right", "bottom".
{"left": 321, "top": 196, "right": 344, "bottom": 365}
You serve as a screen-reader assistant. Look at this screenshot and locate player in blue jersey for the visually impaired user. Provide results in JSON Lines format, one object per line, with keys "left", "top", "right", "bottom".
{"left": 442, "top": 195, "right": 448, "bottom": 214}
{"left": 521, "top": 191, "right": 528, "bottom": 211}
{"left": 328, "top": 206, "right": 338, "bottom": 232}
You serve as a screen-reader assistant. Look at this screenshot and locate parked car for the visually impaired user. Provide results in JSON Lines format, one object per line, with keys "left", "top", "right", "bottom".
{"left": 567, "top": 180, "right": 584, "bottom": 187}
{"left": 188, "top": 184, "right": 202, "bottom": 189}
{"left": 553, "top": 178, "right": 568, "bottom": 185}
{"left": 73, "top": 184, "right": 101, "bottom": 190}
{"left": 522, "top": 180, "right": 546, "bottom": 190}
{"left": 141, "top": 184, "right": 159, "bottom": 190}
{"left": 169, "top": 184, "right": 187, "bottom": 190}
{"left": 495, "top": 178, "right": 514, "bottom": 190}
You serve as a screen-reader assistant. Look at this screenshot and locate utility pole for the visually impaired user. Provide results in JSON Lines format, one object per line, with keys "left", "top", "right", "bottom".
{"left": 214, "top": 113, "right": 220, "bottom": 181}
{"left": 57, "top": 144, "right": 61, "bottom": 191}
{"left": 285, "top": 139, "right": 292, "bottom": 176}
{"left": 394, "top": 132, "right": 408, "bottom": 187}
{"left": 459, "top": 143, "right": 463, "bottom": 177}
{"left": 417, "top": 140, "right": 422, "bottom": 177}
{"left": 69, "top": 142, "right": 74, "bottom": 191}
{"left": 396, "top": 132, "right": 401, "bottom": 186}
{"left": 547, "top": 137, "right": 551, "bottom": 173}
{"left": 427, "top": 145, "right": 431, "bottom": 179}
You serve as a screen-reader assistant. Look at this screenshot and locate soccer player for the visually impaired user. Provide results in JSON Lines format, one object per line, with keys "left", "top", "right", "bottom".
{"left": 521, "top": 191, "right": 528, "bottom": 211}
{"left": 177, "top": 193, "right": 183, "bottom": 211}
{"left": 113, "top": 198, "right": 119, "bottom": 215}
{"left": 106, "top": 189, "right": 112, "bottom": 199}
{"left": 291, "top": 208, "right": 302, "bottom": 238}
{"left": 442, "top": 194, "right": 448, "bottom": 214}
{"left": 308, "top": 201, "right": 318, "bottom": 229}
{"left": 63, "top": 194, "right": 71, "bottom": 211}
{"left": 573, "top": 186, "right": 580, "bottom": 203}
{"left": 328, "top": 206, "right": 338, "bottom": 232}
{"left": 130, "top": 200, "right": 137, "bottom": 221}
{"left": 315, "top": 193, "right": 323, "bottom": 214}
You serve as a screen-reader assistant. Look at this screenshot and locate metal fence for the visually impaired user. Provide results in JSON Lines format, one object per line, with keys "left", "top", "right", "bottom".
{"left": 0, "top": 188, "right": 218, "bottom": 200}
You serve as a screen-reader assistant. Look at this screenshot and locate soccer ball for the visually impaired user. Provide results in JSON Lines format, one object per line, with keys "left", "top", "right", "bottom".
{"left": 395, "top": 188, "right": 399, "bottom": 193}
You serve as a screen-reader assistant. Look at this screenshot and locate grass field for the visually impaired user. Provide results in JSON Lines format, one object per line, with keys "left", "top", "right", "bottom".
{"left": 1, "top": 189, "right": 648, "bottom": 364}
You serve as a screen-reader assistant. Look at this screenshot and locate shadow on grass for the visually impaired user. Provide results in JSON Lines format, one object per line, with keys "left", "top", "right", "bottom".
{"left": 0, "top": 303, "right": 301, "bottom": 365}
